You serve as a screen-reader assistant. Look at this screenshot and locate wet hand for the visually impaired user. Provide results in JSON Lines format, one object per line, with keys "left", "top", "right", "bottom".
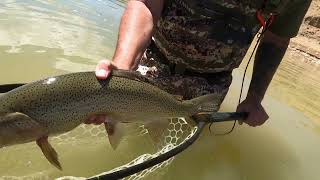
{"left": 236, "top": 97, "right": 269, "bottom": 127}
{"left": 95, "top": 59, "right": 115, "bottom": 80}
{"left": 85, "top": 59, "right": 115, "bottom": 125}
{"left": 85, "top": 114, "right": 110, "bottom": 125}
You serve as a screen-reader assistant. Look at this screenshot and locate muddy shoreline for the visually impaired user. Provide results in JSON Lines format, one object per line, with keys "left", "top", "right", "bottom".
{"left": 290, "top": 0, "right": 320, "bottom": 62}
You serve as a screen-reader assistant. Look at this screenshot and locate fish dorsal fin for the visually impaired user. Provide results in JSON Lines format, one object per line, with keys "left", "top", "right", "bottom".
{"left": 111, "top": 70, "right": 156, "bottom": 86}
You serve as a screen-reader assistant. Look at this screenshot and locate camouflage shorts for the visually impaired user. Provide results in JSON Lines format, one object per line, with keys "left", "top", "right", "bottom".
{"left": 137, "top": 44, "right": 233, "bottom": 111}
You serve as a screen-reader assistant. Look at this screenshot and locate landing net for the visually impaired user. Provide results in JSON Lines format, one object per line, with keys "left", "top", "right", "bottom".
{"left": 0, "top": 117, "right": 197, "bottom": 180}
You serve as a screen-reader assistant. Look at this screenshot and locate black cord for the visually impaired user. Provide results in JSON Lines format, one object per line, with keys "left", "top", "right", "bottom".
{"left": 209, "top": 30, "right": 265, "bottom": 135}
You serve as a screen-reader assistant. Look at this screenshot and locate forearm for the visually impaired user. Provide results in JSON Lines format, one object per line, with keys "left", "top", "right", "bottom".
{"left": 112, "top": 0, "right": 163, "bottom": 70}
{"left": 247, "top": 31, "right": 290, "bottom": 102}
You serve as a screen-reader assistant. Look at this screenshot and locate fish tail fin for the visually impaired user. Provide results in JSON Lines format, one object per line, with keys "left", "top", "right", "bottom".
{"left": 185, "top": 93, "right": 220, "bottom": 114}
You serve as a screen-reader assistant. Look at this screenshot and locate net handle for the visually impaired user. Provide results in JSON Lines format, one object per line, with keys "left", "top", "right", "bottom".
{"left": 0, "top": 83, "right": 25, "bottom": 93}
{"left": 87, "top": 121, "right": 206, "bottom": 180}
{"left": 195, "top": 112, "right": 248, "bottom": 123}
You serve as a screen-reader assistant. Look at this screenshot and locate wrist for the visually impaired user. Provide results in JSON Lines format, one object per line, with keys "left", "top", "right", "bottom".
{"left": 112, "top": 58, "right": 136, "bottom": 70}
{"left": 246, "top": 92, "right": 264, "bottom": 104}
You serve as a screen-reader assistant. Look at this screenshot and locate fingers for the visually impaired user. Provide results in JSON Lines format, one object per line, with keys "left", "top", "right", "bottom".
{"left": 90, "top": 59, "right": 114, "bottom": 125}
{"left": 245, "top": 108, "right": 269, "bottom": 127}
{"left": 85, "top": 115, "right": 110, "bottom": 125}
{"left": 236, "top": 106, "right": 244, "bottom": 125}
{"left": 236, "top": 101, "right": 269, "bottom": 127}
{"left": 95, "top": 59, "right": 114, "bottom": 80}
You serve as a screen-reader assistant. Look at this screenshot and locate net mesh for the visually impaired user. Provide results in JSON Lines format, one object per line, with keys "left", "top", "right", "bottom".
{"left": 87, "top": 118, "right": 197, "bottom": 180}
{"left": 0, "top": 118, "right": 196, "bottom": 180}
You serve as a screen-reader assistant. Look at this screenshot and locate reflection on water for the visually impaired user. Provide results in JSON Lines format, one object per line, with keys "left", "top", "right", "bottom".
{"left": 0, "top": 0, "right": 320, "bottom": 180}
{"left": 0, "top": 44, "right": 96, "bottom": 83}
{"left": 0, "top": 0, "right": 124, "bottom": 67}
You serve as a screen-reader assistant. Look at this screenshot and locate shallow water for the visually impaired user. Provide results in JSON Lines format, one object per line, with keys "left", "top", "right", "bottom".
{"left": 0, "top": 1, "right": 319, "bottom": 180}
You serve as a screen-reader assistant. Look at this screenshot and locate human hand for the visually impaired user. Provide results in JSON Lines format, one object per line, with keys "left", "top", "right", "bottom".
{"left": 85, "top": 59, "right": 116, "bottom": 125}
{"left": 95, "top": 59, "right": 115, "bottom": 80}
{"left": 236, "top": 97, "right": 269, "bottom": 127}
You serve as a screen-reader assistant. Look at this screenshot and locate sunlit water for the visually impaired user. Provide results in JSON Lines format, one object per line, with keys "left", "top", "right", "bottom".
{"left": 0, "top": 1, "right": 319, "bottom": 180}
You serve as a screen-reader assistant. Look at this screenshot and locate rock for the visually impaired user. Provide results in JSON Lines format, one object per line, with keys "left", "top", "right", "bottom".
{"left": 305, "top": 16, "right": 320, "bottom": 29}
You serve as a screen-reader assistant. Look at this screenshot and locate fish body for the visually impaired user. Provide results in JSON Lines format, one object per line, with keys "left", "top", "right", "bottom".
{"left": 0, "top": 70, "right": 215, "bottom": 169}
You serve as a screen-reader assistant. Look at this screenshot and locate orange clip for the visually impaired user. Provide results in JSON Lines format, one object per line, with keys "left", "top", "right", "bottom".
{"left": 256, "top": 9, "right": 275, "bottom": 29}
{"left": 256, "top": 9, "right": 266, "bottom": 28}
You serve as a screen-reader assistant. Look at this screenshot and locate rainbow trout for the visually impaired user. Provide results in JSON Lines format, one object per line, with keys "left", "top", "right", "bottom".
{"left": 0, "top": 70, "right": 216, "bottom": 170}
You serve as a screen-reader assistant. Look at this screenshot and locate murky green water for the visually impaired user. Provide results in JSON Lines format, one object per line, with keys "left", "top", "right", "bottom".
{"left": 0, "top": 1, "right": 319, "bottom": 180}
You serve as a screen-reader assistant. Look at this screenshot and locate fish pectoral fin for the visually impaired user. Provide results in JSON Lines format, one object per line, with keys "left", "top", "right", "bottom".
{"left": 144, "top": 119, "right": 169, "bottom": 144}
{"left": 173, "top": 95, "right": 184, "bottom": 101}
{"left": 1, "top": 114, "right": 61, "bottom": 169}
{"left": 0, "top": 112, "right": 48, "bottom": 145}
{"left": 36, "top": 136, "right": 62, "bottom": 170}
{"left": 104, "top": 121, "right": 125, "bottom": 150}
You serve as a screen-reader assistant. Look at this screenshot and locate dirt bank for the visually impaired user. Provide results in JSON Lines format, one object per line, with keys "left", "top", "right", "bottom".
{"left": 289, "top": 0, "right": 320, "bottom": 62}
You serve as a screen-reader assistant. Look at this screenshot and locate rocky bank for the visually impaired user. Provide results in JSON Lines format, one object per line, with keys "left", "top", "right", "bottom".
{"left": 289, "top": 0, "right": 320, "bottom": 63}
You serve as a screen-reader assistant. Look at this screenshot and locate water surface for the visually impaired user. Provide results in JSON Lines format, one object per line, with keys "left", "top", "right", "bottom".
{"left": 0, "top": 1, "right": 319, "bottom": 179}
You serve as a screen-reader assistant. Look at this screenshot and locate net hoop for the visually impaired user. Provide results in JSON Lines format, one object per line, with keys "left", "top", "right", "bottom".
{"left": 85, "top": 122, "right": 205, "bottom": 180}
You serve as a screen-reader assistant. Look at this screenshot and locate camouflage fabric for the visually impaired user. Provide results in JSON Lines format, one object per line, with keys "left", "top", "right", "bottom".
{"left": 137, "top": 44, "right": 232, "bottom": 110}
{"left": 152, "top": 0, "right": 311, "bottom": 73}
{"left": 137, "top": 0, "right": 310, "bottom": 107}
{"left": 152, "top": 0, "right": 261, "bottom": 73}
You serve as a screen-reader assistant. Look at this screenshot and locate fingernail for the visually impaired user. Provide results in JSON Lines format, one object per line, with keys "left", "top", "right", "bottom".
{"left": 96, "top": 69, "right": 108, "bottom": 77}
{"left": 94, "top": 121, "right": 103, "bottom": 125}
{"left": 84, "top": 116, "right": 95, "bottom": 124}
{"left": 104, "top": 117, "right": 111, "bottom": 123}
{"left": 89, "top": 116, "right": 96, "bottom": 122}
{"left": 101, "top": 59, "right": 111, "bottom": 66}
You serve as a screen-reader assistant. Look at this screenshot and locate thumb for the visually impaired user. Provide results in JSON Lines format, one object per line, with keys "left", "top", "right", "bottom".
{"left": 236, "top": 104, "right": 247, "bottom": 125}
{"left": 238, "top": 119, "right": 244, "bottom": 125}
{"left": 95, "top": 59, "right": 114, "bottom": 80}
